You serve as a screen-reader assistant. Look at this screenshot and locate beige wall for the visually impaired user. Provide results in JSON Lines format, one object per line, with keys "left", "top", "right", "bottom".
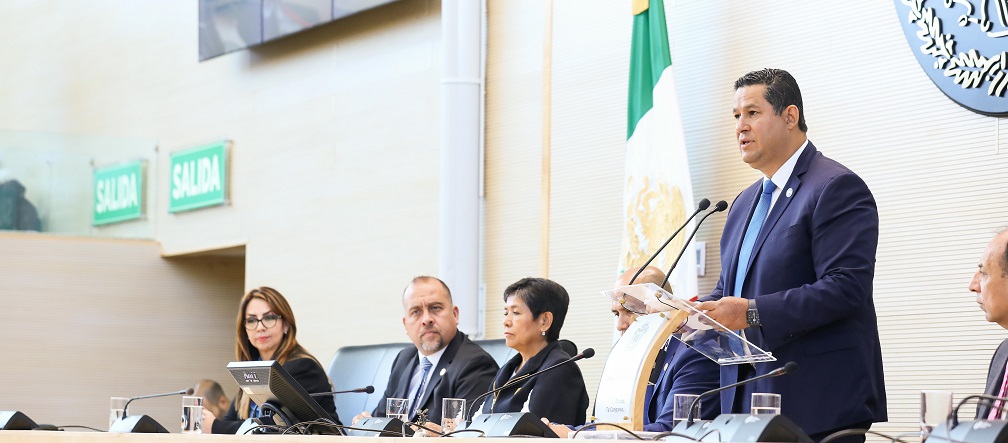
{"left": 2, "top": 0, "right": 1008, "bottom": 438}
{"left": 485, "top": 0, "right": 1008, "bottom": 437}
{"left": 0, "top": 232, "right": 242, "bottom": 430}
{"left": 0, "top": 0, "right": 445, "bottom": 366}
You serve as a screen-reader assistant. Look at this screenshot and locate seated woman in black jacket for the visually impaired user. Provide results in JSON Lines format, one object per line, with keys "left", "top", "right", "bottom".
{"left": 203, "top": 286, "right": 339, "bottom": 433}
{"left": 478, "top": 277, "right": 588, "bottom": 426}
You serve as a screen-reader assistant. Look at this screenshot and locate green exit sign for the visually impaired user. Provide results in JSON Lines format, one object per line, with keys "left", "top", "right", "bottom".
{"left": 169, "top": 141, "right": 229, "bottom": 213}
{"left": 93, "top": 161, "right": 144, "bottom": 226}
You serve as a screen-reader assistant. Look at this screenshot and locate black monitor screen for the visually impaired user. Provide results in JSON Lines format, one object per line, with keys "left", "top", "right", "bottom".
{"left": 226, "top": 360, "right": 336, "bottom": 433}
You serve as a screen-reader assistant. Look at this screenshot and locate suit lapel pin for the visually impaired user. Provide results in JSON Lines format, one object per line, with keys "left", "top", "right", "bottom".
{"left": 786, "top": 188, "right": 793, "bottom": 198}
{"left": 439, "top": 368, "right": 446, "bottom": 376}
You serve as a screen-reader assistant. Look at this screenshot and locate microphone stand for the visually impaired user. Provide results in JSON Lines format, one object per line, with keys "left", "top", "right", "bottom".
{"left": 660, "top": 200, "right": 727, "bottom": 289}
{"left": 465, "top": 349, "right": 594, "bottom": 422}
{"left": 686, "top": 362, "right": 796, "bottom": 426}
{"left": 629, "top": 199, "right": 710, "bottom": 285}
{"left": 122, "top": 389, "right": 191, "bottom": 417}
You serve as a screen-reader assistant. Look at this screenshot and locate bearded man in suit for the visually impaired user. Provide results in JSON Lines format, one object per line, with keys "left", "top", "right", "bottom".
{"left": 353, "top": 276, "right": 498, "bottom": 431}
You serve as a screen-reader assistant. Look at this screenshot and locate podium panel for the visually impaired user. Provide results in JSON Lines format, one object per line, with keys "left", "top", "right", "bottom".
{"left": 593, "top": 312, "right": 683, "bottom": 429}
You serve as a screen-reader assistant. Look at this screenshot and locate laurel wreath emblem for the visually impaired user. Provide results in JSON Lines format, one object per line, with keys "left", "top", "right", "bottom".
{"left": 899, "top": 0, "right": 1008, "bottom": 97}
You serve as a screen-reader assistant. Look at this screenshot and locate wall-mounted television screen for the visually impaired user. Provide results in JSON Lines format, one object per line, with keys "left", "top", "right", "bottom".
{"left": 199, "top": 0, "right": 401, "bottom": 61}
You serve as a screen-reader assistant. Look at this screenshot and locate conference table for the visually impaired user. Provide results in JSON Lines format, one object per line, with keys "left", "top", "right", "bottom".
{"left": 0, "top": 433, "right": 543, "bottom": 443}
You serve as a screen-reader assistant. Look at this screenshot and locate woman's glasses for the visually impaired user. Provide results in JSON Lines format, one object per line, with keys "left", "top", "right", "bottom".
{"left": 245, "top": 313, "right": 281, "bottom": 330}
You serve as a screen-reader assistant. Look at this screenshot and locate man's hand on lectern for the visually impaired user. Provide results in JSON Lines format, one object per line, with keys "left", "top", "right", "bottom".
{"left": 695, "top": 297, "right": 748, "bottom": 331}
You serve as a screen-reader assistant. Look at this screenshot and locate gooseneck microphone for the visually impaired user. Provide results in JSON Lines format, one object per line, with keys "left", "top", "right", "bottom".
{"left": 686, "top": 361, "right": 797, "bottom": 426}
{"left": 310, "top": 386, "right": 375, "bottom": 397}
{"left": 465, "top": 348, "right": 595, "bottom": 421}
{"left": 660, "top": 200, "right": 728, "bottom": 289}
{"left": 122, "top": 388, "right": 194, "bottom": 417}
{"left": 628, "top": 198, "right": 711, "bottom": 285}
{"left": 950, "top": 394, "right": 1008, "bottom": 426}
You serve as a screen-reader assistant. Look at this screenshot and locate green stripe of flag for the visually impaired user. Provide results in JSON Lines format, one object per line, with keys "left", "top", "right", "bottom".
{"left": 627, "top": 0, "right": 672, "bottom": 140}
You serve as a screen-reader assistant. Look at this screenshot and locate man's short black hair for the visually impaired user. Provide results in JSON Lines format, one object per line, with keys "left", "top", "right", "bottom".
{"left": 502, "top": 277, "right": 569, "bottom": 342}
{"left": 734, "top": 68, "right": 808, "bottom": 132}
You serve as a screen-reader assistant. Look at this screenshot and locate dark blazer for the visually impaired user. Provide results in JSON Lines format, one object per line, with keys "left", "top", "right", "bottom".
{"left": 373, "top": 331, "right": 498, "bottom": 424}
{"left": 643, "top": 340, "right": 720, "bottom": 431}
{"left": 977, "top": 338, "right": 1008, "bottom": 418}
{"left": 705, "top": 142, "right": 887, "bottom": 435}
{"left": 211, "top": 357, "right": 338, "bottom": 434}
{"left": 480, "top": 340, "right": 588, "bottom": 426}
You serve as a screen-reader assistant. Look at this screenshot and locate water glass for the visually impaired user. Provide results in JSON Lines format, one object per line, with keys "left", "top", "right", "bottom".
{"left": 109, "top": 397, "right": 128, "bottom": 429}
{"left": 387, "top": 397, "right": 410, "bottom": 420}
{"left": 181, "top": 396, "right": 203, "bottom": 434}
{"left": 751, "top": 393, "right": 781, "bottom": 415}
{"left": 387, "top": 397, "right": 410, "bottom": 435}
{"left": 673, "top": 394, "right": 701, "bottom": 425}
{"left": 920, "top": 390, "right": 953, "bottom": 438}
{"left": 441, "top": 398, "right": 466, "bottom": 433}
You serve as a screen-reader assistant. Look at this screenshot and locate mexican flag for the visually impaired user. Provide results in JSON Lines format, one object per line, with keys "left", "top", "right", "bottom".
{"left": 618, "top": 0, "right": 697, "bottom": 300}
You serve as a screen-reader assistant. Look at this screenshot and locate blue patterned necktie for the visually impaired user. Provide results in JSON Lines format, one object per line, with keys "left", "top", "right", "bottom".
{"left": 409, "top": 357, "right": 432, "bottom": 418}
{"left": 733, "top": 179, "right": 776, "bottom": 296}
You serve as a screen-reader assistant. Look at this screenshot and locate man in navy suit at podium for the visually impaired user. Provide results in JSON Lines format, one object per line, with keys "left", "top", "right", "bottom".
{"left": 696, "top": 68, "right": 887, "bottom": 443}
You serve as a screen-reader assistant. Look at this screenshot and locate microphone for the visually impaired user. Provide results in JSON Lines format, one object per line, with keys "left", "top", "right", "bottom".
{"left": 466, "top": 348, "right": 595, "bottom": 421}
{"left": 950, "top": 394, "right": 1008, "bottom": 426}
{"left": 686, "top": 361, "right": 797, "bottom": 426}
{"left": 660, "top": 200, "right": 728, "bottom": 289}
{"left": 122, "top": 388, "right": 194, "bottom": 417}
{"left": 924, "top": 394, "right": 1008, "bottom": 443}
{"left": 310, "top": 386, "right": 375, "bottom": 396}
{"left": 628, "top": 198, "right": 710, "bottom": 285}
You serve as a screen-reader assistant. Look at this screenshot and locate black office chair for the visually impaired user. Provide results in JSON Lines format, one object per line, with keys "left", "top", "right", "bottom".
{"left": 557, "top": 339, "right": 577, "bottom": 357}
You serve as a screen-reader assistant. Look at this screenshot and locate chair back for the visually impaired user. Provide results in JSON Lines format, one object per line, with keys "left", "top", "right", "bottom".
{"left": 326, "top": 342, "right": 410, "bottom": 418}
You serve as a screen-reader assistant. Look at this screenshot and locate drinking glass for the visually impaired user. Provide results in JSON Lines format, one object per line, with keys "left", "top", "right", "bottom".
{"left": 387, "top": 398, "right": 410, "bottom": 436}
{"left": 441, "top": 398, "right": 466, "bottom": 433}
{"left": 672, "top": 394, "right": 700, "bottom": 425}
{"left": 751, "top": 393, "right": 781, "bottom": 415}
{"left": 181, "top": 396, "right": 203, "bottom": 434}
{"left": 109, "top": 397, "right": 128, "bottom": 429}
{"left": 920, "top": 390, "right": 953, "bottom": 439}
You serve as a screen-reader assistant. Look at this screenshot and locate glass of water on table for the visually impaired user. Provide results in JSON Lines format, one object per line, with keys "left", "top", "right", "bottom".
{"left": 387, "top": 398, "right": 410, "bottom": 436}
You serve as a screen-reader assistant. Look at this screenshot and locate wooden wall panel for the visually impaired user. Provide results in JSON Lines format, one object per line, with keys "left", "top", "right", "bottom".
{"left": 1, "top": 232, "right": 242, "bottom": 431}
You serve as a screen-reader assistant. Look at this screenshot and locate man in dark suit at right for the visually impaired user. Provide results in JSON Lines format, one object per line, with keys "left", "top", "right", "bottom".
{"left": 696, "top": 68, "right": 886, "bottom": 443}
{"left": 969, "top": 229, "right": 1008, "bottom": 419}
{"left": 353, "top": 276, "right": 498, "bottom": 431}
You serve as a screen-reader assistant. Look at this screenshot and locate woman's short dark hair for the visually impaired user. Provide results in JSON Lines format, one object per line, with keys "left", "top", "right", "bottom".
{"left": 503, "top": 277, "right": 569, "bottom": 342}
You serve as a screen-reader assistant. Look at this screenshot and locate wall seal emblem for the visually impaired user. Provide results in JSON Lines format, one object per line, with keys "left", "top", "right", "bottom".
{"left": 893, "top": 0, "right": 1008, "bottom": 116}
